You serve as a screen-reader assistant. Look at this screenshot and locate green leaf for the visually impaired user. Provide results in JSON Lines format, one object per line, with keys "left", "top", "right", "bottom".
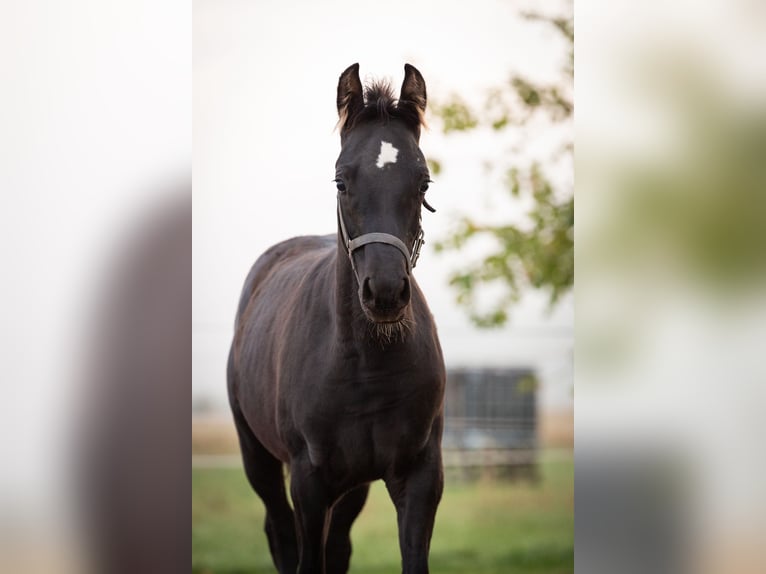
{"left": 431, "top": 2, "right": 573, "bottom": 327}
{"left": 427, "top": 158, "right": 443, "bottom": 176}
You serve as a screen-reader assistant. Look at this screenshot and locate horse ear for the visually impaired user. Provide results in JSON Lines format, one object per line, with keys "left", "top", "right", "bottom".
{"left": 337, "top": 63, "right": 364, "bottom": 133}
{"left": 400, "top": 64, "right": 427, "bottom": 117}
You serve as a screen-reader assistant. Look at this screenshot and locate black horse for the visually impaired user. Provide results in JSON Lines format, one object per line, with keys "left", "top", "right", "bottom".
{"left": 227, "top": 63, "right": 445, "bottom": 574}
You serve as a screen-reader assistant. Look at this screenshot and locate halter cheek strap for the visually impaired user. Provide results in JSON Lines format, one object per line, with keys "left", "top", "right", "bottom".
{"left": 337, "top": 196, "right": 425, "bottom": 279}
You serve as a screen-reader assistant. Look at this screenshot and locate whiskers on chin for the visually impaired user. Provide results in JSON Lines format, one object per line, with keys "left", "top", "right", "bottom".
{"left": 366, "top": 313, "right": 416, "bottom": 345}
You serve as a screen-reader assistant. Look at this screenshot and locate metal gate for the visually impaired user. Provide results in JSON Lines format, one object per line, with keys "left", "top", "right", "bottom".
{"left": 443, "top": 368, "right": 538, "bottom": 480}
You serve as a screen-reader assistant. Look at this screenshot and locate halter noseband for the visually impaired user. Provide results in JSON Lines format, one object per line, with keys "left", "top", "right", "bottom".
{"left": 337, "top": 196, "right": 425, "bottom": 280}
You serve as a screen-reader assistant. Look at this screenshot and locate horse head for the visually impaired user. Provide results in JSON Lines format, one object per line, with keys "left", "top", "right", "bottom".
{"left": 334, "top": 63, "right": 432, "bottom": 326}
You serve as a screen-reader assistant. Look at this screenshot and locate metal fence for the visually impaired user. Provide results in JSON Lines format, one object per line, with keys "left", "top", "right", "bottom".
{"left": 443, "top": 368, "right": 538, "bottom": 480}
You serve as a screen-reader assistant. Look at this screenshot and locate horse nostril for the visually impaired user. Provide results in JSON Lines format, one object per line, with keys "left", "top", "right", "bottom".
{"left": 399, "top": 278, "right": 411, "bottom": 305}
{"left": 362, "top": 277, "right": 373, "bottom": 303}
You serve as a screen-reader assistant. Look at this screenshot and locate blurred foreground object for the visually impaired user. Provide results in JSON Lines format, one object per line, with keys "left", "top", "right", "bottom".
{"left": 0, "top": 0, "right": 190, "bottom": 571}
{"left": 577, "top": 1, "right": 766, "bottom": 573}
{"left": 79, "top": 194, "right": 190, "bottom": 574}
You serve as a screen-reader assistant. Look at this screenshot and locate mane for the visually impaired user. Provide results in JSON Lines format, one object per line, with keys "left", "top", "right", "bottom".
{"left": 341, "top": 79, "right": 426, "bottom": 134}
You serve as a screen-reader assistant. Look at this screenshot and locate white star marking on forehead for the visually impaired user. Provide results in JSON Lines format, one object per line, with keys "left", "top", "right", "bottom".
{"left": 376, "top": 141, "right": 398, "bottom": 169}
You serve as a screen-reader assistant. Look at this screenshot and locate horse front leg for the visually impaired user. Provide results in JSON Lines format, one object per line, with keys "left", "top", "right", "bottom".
{"left": 385, "top": 445, "right": 444, "bottom": 574}
{"left": 290, "top": 454, "right": 331, "bottom": 574}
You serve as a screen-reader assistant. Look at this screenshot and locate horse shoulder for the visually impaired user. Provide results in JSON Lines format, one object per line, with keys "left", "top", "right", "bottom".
{"left": 230, "top": 235, "right": 335, "bottom": 456}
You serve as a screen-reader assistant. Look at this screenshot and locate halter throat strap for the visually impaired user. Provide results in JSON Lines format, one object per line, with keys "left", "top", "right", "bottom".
{"left": 336, "top": 197, "right": 424, "bottom": 279}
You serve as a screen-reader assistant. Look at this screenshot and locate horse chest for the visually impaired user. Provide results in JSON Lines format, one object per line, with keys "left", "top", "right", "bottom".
{"left": 302, "top": 380, "right": 439, "bottom": 482}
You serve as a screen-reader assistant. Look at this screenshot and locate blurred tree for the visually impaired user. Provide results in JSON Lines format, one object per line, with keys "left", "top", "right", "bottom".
{"left": 588, "top": 58, "right": 766, "bottom": 293}
{"left": 431, "top": 10, "right": 573, "bottom": 327}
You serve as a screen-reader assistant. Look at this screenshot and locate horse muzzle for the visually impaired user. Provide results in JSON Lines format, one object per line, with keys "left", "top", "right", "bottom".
{"left": 360, "top": 273, "right": 411, "bottom": 323}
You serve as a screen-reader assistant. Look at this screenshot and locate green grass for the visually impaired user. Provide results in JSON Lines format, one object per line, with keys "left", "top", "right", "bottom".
{"left": 192, "top": 453, "right": 573, "bottom": 574}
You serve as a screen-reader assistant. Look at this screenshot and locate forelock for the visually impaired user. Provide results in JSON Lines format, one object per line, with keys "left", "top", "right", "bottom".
{"left": 340, "top": 79, "right": 426, "bottom": 135}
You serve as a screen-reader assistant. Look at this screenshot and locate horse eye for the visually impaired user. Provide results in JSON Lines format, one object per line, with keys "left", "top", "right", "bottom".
{"left": 335, "top": 179, "right": 347, "bottom": 193}
{"left": 419, "top": 181, "right": 430, "bottom": 194}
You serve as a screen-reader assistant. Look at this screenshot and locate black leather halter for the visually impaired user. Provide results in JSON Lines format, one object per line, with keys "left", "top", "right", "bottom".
{"left": 337, "top": 196, "right": 425, "bottom": 280}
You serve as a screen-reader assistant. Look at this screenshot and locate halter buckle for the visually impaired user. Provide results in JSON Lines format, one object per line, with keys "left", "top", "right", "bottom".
{"left": 411, "top": 228, "right": 425, "bottom": 269}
